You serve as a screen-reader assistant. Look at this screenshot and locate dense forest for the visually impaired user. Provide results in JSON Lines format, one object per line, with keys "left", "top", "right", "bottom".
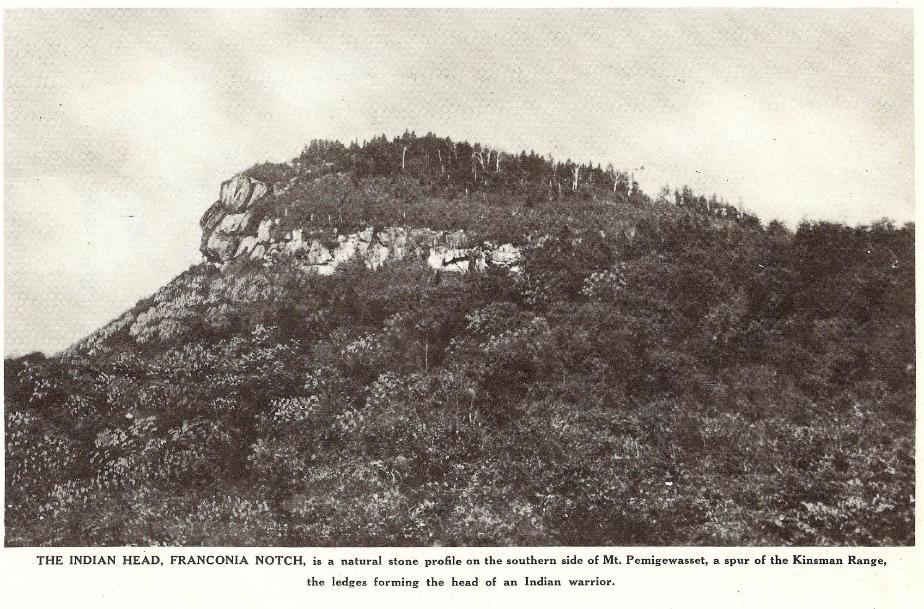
{"left": 5, "top": 132, "right": 914, "bottom": 546}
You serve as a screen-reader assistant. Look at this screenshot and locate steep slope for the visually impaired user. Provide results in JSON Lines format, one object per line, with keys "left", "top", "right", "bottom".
{"left": 5, "top": 133, "right": 915, "bottom": 546}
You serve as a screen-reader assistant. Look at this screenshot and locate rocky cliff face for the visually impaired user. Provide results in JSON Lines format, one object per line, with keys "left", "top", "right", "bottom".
{"left": 200, "top": 175, "right": 522, "bottom": 274}
{"left": 200, "top": 175, "right": 269, "bottom": 262}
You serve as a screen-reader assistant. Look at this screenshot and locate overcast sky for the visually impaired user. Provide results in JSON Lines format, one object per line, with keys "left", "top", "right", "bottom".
{"left": 4, "top": 9, "right": 914, "bottom": 356}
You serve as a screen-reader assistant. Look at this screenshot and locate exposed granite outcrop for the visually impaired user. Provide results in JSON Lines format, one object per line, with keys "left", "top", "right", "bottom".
{"left": 200, "top": 175, "right": 522, "bottom": 274}
{"left": 200, "top": 175, "right": 270, "bottom": 263}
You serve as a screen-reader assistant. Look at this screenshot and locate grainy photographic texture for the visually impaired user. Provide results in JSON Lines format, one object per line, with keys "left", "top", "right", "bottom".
{"left": 4, "top": 9, "right": 914, "bottom": 546}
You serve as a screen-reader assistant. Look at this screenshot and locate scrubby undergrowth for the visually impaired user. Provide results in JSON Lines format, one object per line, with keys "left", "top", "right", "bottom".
{"left": 5, "top": 133, "right": 914, "bottom": 546}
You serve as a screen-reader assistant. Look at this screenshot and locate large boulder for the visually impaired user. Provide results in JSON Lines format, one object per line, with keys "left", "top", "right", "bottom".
{"left": 219, "top": 175, "right": 268, "bottom": 212}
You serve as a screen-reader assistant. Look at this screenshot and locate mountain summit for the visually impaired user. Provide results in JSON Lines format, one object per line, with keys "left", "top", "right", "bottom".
{"left": 5, "top": 132, "right": 915, "bottom": 546}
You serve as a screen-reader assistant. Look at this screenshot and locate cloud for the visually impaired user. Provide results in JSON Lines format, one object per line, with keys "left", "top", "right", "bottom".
{"left": 4, "top": 9, "right": 913, "bottom": 355}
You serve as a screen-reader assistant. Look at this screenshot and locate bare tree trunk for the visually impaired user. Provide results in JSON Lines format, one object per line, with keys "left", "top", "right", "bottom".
{"left": 402, "top": 146, "right": 407, "bottom": 171}
{"left": 572, "top": 166, "right": 580, "bottom": 192}
{"left": 473, "top": 150, "right": 485, "bottom": 173}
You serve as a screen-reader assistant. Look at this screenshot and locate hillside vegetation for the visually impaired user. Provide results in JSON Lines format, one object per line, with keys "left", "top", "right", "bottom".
{"left": 5, "top": 132, "right": 914, "bottom": 546}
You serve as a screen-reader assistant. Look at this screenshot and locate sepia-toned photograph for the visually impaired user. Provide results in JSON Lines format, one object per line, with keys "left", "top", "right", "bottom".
{"left": 4, "top": 8, "right": 914, "bottom": 547}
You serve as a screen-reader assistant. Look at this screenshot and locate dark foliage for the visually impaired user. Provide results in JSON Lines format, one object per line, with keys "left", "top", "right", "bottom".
{"left": 5, "top": 133, "right": 914, "bottom": 546}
